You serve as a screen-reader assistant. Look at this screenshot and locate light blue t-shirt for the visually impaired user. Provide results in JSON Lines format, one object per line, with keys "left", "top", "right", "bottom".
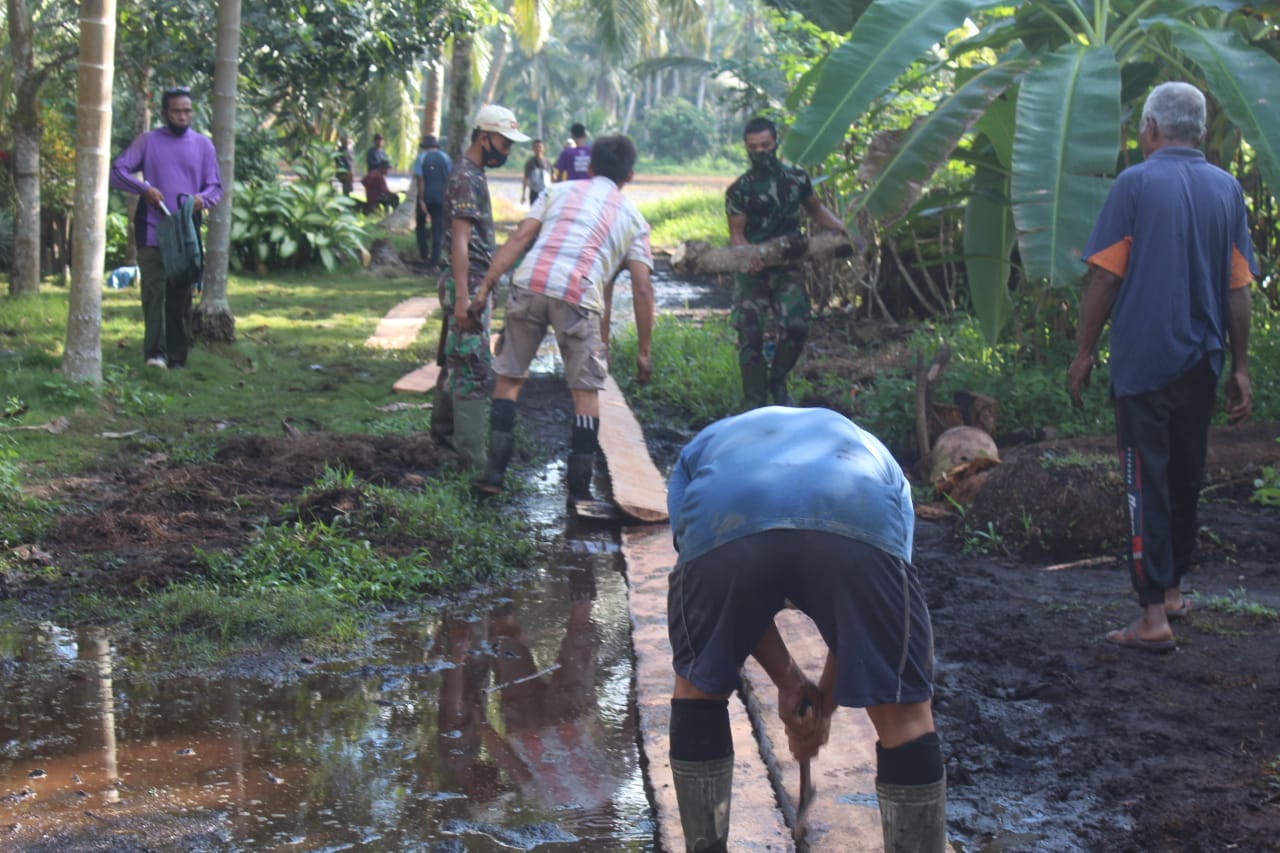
{"left": 667, "top": 407, "right": 914, "bottom": 564}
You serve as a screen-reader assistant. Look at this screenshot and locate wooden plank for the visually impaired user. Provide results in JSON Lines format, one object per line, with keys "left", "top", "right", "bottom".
{"left": 364, "top": 296, "right": 437, "bottom": 350}
{"left": 391, "top": 364, "right": 440, "bottom": 395}
{"left": 622, "top": 525, "right": 794, "bottom": 852}
{"left": 598, "top": 376, "right": 669, "bottom": 523}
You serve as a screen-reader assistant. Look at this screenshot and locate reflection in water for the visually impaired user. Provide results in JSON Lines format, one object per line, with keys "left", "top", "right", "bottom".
{"left": 0, "top": 539, "right": 653, "bottom": 850}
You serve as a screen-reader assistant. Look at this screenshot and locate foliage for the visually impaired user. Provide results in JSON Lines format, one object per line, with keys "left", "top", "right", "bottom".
{"left": 230, "top": 144, "right": 369, "bottom": 273}
{"left": 638, "top": 98, "right": 717, "bottom": 163}
{"left": 637, "top": 189, "right": 728, "bottom": 249}
{"left": 781, "top": 0, "right": 1280, "bottom": 343}
{"left": 612, "top": 315, "right": 744, "bottom": 430}
{"left": 127, "top": 586, "right": 361, "bottom": 660}
{"left": 1202, "top": 587, "right": 1280, "bottom": 620}
{"left": 104, "top": 211, "right": 130, "bottom": 271}
{"left": 205, "top": 469, "right": 538, "bottom": 605}
{"left": 1252, "top": 439, "right": 1280, "bottom": 507}
{"left": 233, "top": 126, "right": 283, "bottom": 188}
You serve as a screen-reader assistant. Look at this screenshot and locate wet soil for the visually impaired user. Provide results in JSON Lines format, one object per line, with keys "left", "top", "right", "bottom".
{"left": 4, "top": 316, "right": 1280, "bottom": 851}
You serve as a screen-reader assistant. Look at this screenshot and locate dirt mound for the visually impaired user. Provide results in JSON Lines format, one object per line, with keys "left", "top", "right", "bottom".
{"left": 965, "top": 445, "right": 1127, "bottom": 561}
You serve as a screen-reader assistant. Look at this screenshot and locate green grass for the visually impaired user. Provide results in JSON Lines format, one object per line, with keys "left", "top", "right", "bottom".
{"left": 637, "top": 189, "right": 728, "bottom": 250}
{"left": 1202, "top": 587, "right": 1280, "bottom": 619}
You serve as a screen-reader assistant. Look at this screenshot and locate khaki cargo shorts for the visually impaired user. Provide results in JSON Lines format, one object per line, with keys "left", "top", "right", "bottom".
{"left": 493, "top": 287, "right": 609, "bottom": 391}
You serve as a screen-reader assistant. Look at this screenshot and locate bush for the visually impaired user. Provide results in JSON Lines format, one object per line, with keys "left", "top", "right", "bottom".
{"left": 640, "top": 98, "right": 716, "bottom": 164}
{"left": 231, "top": 143, "right": 367, "bottom": 272}
{"left": 234, "top": 126, "right": 282, "bottom": 188}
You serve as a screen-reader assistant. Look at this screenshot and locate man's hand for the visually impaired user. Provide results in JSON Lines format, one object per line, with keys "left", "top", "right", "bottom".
{"left": 144, "top": 187, "right": 164, "bottom": 207}
{"left": 1067, "top": 351, "right": 1094, "bottom": 409}
{"left": 1225, "top": 368, "right": 1252, "bottom": 425}
{"left": 779, "top": 679, "right": 830, "bottom": 763}
{"left": 635, "top": 351, "right": 652, "bottom": 386}
{"left": 191, "top": 195, "right": 205, "bottom": 212}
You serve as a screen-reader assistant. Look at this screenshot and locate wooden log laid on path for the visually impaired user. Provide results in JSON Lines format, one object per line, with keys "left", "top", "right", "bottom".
{"left": 670, "top": 231, "right": 858, "bottom": 275}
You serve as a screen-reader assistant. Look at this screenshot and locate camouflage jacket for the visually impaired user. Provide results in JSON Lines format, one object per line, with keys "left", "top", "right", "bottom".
{"left": 442, "top": 158, "right": 496, "bottom": 272}
{"left": 725, "top": 164, "right": 814, "bottom": 245}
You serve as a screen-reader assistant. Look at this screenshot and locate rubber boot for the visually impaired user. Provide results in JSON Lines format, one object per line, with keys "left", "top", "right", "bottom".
{"left": 566, "top": 452, "right": 596, "bottom": 503}
{"left": 473, "top": 429, "right": 515, "bottom": 494}
{"left": 875, "top": 777, "right": 948, "bottom": 853}
{"left": 670, "top": 755, "right": 733, "bottom": 852}
{"left": 740, "top": 360, "right": 769, "bottom": 409}
{"left": 429, "top": 388, "right": 454, "bottom": 448}
{"left": 770, "top": 374, "right": 793, "bottom": 406}
{"left": 451, "top": 398, "right": 489, "bottom": 473}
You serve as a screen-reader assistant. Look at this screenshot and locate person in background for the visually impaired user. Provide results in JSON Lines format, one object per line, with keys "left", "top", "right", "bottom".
{"left": 430, "top": 104, "right": 531, "bottom": 472}
{"left": 110, "top": 85, "right": 222, "bottom": 370}
{"left": 467, "top": 135, "right": 654, "bottom": 506}
{"left": 521, "top": 139, "right": 550, "bottom": 207}
{"left": 1068, "top": 81, "right": 1257, "bottom": 653}
{"left": 414, "top": 135, "right": 452, "bottom": 271}
{"left": 726, "top": 116, "right": 846, "bottom": 409}
{"left": 553, "top": 123, "right": 591, "bottom": 182}
{"left": 665, "top": 406, "right": 945, "bottom": 852}
{"left": 360, "top": 162, "right": 399, "bottom": 215}
{"left": 334, "top": 134, "right": 354, "bottom": 196}
{"left": 365, "top": 133, "right": 391, "bottom": 173}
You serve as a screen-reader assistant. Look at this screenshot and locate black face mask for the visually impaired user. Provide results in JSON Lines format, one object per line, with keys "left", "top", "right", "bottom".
{"left": 483, "top": 134, "right": 509, "bottom": 168}
{"left": 749, "top": 148, "right": 780, "bottom": 174}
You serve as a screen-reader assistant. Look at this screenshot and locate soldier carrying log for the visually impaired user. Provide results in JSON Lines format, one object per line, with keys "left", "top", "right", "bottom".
{"left": 726, "top": 116, "right": 847, "bottom": 409}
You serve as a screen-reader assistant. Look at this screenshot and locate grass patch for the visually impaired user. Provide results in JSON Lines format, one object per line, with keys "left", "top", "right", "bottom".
{"left": 613, "top": 314, "right": 744, "bottom": 429}
{"left": 638, "top": 190, "right": 728, "bottom": 251}
{"left": 1202, "top": 587, "right": 1280, "bottom": 619}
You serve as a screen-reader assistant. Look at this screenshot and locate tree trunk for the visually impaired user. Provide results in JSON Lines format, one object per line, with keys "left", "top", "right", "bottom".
{"left": 63, "top": 0, "right": 117, "bottom": 384}
{"left": 194, "top": 0, "right": 241, "bottom": 344}
{"left": 8, "top": 0, "right": 41, "bottom": 296}
{"left": 671, "top": 232, "right": 857, "bottom": 275}
{"left": 478, "top": 28, "right": 507, "bottom": 106}
{"left": 446, "top": 35, "right": 474, "bottom": 162}
{"left": 421, "top": 57, "right": 444, "bottom": 139}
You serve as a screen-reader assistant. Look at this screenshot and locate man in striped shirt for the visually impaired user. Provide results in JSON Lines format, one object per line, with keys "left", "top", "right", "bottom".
{"left": 467, "top": 135, "right": 655, "bottom": 504}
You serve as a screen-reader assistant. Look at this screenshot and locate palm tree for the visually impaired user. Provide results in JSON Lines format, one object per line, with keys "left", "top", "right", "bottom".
{"left": 63, "top": 0, "right": 116, "bottom": 383}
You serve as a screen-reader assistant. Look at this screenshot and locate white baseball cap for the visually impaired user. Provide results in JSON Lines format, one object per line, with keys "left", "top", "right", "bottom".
{"left": 474, "top": 104, "right": 531, "bottom": 142}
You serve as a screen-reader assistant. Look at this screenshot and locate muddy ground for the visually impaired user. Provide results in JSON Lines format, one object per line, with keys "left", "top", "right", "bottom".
{"left": 4, "top": 316, "right": 1280, "bottom": 851}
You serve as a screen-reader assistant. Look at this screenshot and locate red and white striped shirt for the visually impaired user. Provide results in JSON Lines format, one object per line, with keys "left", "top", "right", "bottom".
{"left": 513, "top": 176, "right": 653, "bottom": 313}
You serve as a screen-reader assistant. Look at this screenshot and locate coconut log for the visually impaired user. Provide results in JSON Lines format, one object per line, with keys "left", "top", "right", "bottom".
{"left": 670, "top": 231, "right": 857, "bottom": 275}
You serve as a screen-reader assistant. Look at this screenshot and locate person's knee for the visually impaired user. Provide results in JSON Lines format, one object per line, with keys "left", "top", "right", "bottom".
{"left": 669, "top": 698, "right": 733, "bottom": 762}
{"left": 876, "top": 731, "right": 943, "bottom": 786}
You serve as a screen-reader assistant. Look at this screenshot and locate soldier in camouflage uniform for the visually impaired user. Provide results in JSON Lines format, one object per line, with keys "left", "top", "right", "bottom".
{"left": 726, "top": 116, "right": 847, "bottom": 408}
{"left": 429, "top": 104, "right": 530, "bottom": 471}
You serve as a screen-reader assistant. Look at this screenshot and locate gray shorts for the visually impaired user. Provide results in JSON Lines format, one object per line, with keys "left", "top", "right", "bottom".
{"left": 492, "top": 287, "right": 609, "bottom": 391}
{"left": 668, "top": 529, "right": 934, "bottom": 708}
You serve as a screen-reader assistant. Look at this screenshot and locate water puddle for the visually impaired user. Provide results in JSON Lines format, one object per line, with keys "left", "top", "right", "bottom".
{"left": 0, "top": 530, "right": 653, "bottom": 851}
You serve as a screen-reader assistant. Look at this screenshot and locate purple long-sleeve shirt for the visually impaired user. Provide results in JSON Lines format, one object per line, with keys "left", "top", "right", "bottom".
{"left": 110, "top": 127, "right": 223, "bottom": 248}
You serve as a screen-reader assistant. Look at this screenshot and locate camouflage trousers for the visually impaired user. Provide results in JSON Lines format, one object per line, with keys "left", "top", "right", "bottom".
{"left": 440, "top": 269, "right": 493, "bottom": 401}
{"left": 731, "top": 266, "right": 810, "bottom": 407}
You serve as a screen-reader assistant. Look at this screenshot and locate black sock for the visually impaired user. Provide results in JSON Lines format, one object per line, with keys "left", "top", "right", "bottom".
{"left": 669, "top": 698, "right": 733, "bottom": 762}
{"left": 876, "top": 731, "right": 944, "bottom": 786}
{"left": 490, "top": 398, "right": 516, "bottom": 432}
{"left": 571, "top": 415, "right": 600, "bottom": 455}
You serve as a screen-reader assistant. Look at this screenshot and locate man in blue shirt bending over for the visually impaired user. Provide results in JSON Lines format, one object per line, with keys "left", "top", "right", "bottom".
{"left": 665, "top": 406, "right": 945, "bottom": 851}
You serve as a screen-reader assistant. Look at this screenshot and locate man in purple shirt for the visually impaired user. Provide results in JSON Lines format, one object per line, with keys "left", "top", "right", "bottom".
{"left": 110, "top": 86, "right": 223, "bottom": 369}
{"left": 552, "top": 123, "right": 591, "bottom": 182}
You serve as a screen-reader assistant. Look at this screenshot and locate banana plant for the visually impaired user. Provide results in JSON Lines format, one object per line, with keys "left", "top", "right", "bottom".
{"left": 779, "top": 0, "right": 1280, "bottom": 342}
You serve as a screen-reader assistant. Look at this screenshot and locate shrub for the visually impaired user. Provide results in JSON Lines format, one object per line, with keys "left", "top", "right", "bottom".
{"left": 640, "top": 98, "right": 716, "bottom": 164}
{"left": 230, "top": 143, "right": 367, "bottom": 272}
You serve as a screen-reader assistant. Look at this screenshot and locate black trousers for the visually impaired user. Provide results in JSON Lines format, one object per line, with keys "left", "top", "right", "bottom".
{"left": 416, "top": 200, "right": 444, "bottom": 264}
{"left": 1113, "top": 357, "right": 1218, "bottom": 606}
